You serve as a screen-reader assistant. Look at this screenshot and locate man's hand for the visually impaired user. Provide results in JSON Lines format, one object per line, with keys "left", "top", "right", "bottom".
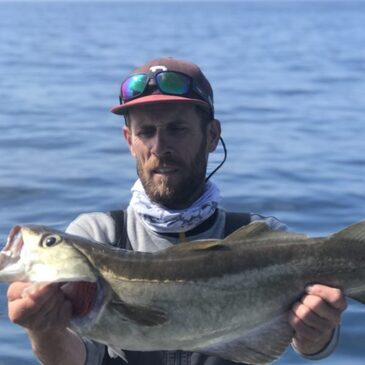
{"left": 289, "top": 284, "right": 347, "bottom": 356}
{"left": 7, "top": 282, "right": 86, "bottom": 365}
{"left": 7, "top": 281, "right": 73, "bottom": 333}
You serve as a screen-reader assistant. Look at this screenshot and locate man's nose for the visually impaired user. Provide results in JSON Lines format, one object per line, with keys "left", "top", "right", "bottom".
{"left": 150, "top": 130, "right": 172, "bottom": 157}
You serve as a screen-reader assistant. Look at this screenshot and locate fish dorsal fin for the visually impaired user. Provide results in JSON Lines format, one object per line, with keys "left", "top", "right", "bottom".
{"left": 223, "top": 221, "right": 307, "bottom": 244}
{"left": 195, "top": 314, "right": 293, "bottom": 365}
{"left": 160, "top": 222, "right": 309, "bottom": 256}
{"left": 331, "top": 221, "right": 365, "bottom": 242}
{"left": 223, "top": 221, "right": 272, "bottom": 242}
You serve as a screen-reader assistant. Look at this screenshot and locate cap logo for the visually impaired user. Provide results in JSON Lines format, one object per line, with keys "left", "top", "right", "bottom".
{"left": 149, "top": 65, "right": 168, "bottom": 73}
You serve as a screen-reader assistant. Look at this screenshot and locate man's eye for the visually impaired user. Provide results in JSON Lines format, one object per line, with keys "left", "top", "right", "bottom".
{"left": 138, "top": 129, "right": 155, "bottom": 137}
{"left": 169, "top": 126, "right": 186, "bottom": 133}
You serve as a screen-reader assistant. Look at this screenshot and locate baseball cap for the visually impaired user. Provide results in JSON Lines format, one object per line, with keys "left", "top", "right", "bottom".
{"left": 110, "top": 57, "right": 214, "bottom": 117}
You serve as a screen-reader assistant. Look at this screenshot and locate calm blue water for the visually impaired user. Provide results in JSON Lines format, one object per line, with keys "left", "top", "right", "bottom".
{"left": 1, "top": 1, "right": 365, "bottom": 364}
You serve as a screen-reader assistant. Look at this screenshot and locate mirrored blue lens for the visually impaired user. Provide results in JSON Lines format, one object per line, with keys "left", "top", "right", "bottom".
{"left": 121, "top": 74, "right": 148, "bottom": 100}
{"left": 156, "top": 72, "right": 190, "bottom": 95}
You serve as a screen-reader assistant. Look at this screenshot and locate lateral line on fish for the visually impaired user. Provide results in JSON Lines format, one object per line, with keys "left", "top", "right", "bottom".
{"left": 105, "top": 276, "right": 192, "bottom": 283}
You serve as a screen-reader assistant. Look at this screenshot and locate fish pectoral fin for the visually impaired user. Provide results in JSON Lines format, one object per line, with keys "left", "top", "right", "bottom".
{"left": 107, "top": 347, "right": 127, "bottom": 362}
{"left": 111, "top": 300, "right": 168, "bottom": 327}
{"left": 223, "top": 221, "right": 272, "bottom": 242}
{"left": 194, "top": 315, "right": 293, "bottom": 365}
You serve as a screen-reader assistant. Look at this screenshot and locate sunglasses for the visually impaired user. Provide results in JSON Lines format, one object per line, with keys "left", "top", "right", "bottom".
{"left": 119, "top": 70, "right": 213, "bottom": 112}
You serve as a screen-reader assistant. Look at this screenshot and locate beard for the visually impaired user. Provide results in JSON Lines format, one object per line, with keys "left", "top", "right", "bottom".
{"left": 136, "top": 140, "right": 208, "bottom": 209}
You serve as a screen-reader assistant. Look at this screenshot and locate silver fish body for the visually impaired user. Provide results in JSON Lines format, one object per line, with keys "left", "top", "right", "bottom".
{"left": 1, "top": 221, "right": 365, "bottom": 364}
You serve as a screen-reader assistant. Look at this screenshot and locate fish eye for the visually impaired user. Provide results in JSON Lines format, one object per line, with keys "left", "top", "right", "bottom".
{"left": 43, "top": 234, "right": 61, "bottom": 247}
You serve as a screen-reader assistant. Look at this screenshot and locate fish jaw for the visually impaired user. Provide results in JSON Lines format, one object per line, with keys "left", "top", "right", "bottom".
{"left": 0, "top": 225, "right": 98, "bottom": 284}
{"left": 0, "top": 225, "right": 101, "bottom": 318}
{"left": 0, "top": 226, "right": 27, "bottom": 282}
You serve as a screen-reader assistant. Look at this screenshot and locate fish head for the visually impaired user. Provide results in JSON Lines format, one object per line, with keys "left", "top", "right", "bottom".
{"left": 0, "top": 225, "right": 97, "bottom": 284}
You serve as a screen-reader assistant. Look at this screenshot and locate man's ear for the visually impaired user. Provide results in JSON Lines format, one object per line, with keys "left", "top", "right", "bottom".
{"left": 207, "top": 119, "right": 221, "bottom": 152}
{"left": 123, "top": 126, "right": 136, "bottom": 157}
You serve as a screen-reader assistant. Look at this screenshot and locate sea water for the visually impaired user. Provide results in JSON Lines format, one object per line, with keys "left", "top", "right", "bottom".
{"left": 0, "top": 1, "right": 365, "bottom": 364}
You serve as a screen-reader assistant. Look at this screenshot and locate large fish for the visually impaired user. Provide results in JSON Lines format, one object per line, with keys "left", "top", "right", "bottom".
{"left": 1, "top": 221, "right": 365, "bottom": 364}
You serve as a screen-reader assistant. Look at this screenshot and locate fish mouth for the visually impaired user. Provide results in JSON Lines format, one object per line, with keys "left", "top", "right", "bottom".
{"left": 0, "top": 225, "right": 24, "bottom": 278}
{"left": 3, "top": 225, "right": 23, "bottom": 257}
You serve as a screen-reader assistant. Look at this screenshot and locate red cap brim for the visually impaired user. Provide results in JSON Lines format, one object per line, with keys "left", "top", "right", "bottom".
{"left": 111, "top": 94, "right": 210, "bottom": 115}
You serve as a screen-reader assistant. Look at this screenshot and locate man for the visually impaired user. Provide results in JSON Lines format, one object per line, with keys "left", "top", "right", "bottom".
{"left": 7, "top": 57, "right": 347, "bottom": 365}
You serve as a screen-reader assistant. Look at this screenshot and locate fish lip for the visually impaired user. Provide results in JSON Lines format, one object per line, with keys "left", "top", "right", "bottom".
{"left": 0, "top": 226, "right": 23, "bottom": 266}
{"left": 0, "top": 226, "right": 28, "bottom": 282}
{"left": 4, "top": 225, "right": 23, "bottom": 255}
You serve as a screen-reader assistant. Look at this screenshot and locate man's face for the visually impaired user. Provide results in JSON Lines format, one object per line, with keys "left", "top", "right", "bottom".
{"left": 123, "top": 103, "right": 220, "bottom": 209}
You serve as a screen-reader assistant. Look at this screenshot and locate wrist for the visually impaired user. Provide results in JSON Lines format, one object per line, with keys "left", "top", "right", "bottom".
{"left": 27, "top": 328, "right": 86, "bottom": 365}
{"left": 292, "top": 335, "right": 330, "bottom": 356}
{"left": 292, "top": 326, "right": 340, "bottom": 360}
{"left": 27, "top": 328, "right": 68, "bottom": 353}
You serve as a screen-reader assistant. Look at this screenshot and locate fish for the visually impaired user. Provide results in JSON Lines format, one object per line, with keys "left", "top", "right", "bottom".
{"left": 1, "top": 221, "right": 365, "bottom": 365}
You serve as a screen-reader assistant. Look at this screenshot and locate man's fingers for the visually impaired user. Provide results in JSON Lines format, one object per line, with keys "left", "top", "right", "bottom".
{"left": 7, "top": 282, "right": 67, "bottom": 324}
{"left": 9, "top": 283, "right": 60, "bottom": 318}
{"left": 291, "top": 301, "right": 333, "bottom": 332}
{"left": 28, "top": 295, "right": 73, "bottom": 332}
{"left": 299, "top": 294, "right": 342, "bottom": 325}
{"left": 289, "top": 284, "right": 347, "bottom": 355}
{"left": 7, "top": 282, "right": 32, "bottom": 301}
{"left": 288, "top": 311, "right": 323, "bottom": 342}
{"left": 7, "top": 281, "right": 73, "bottom": 332}
{"left": 8, "top": 282, "right": 58, "bottom": 302}
{"left": 306, "top": 284, "right": 347, "bottom": 312}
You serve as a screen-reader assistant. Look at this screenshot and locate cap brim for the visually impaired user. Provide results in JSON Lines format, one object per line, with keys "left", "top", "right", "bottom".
{"left": 111, "top": 94, "right": 210, "bottom": 115}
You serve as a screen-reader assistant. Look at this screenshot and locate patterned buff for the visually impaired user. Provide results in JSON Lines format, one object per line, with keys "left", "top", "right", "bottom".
{"left": 129, "top": 179, "right": 221, "bottom": 233}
